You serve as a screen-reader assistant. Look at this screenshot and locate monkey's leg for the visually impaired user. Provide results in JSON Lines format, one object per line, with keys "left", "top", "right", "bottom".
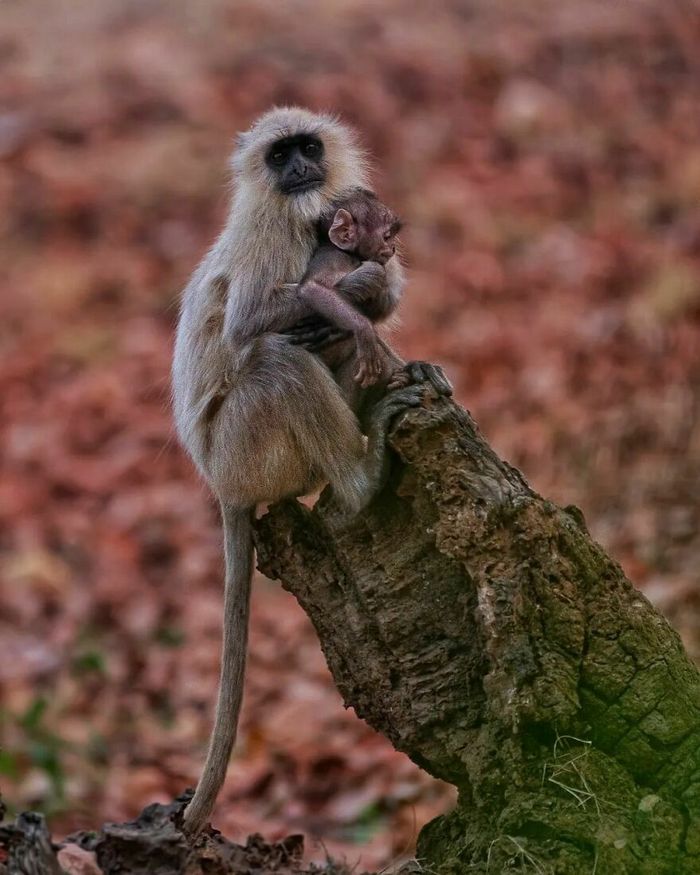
{"left": 333, "top": 261, "right": 389, "bottom": 319}
{"left": 334, "top": 383, "right": 427, "bottom": 518}
{"left": 210, "top": 335, "right": 369, "bottom": 511}
{"left": 283, "top": 259, "right": 393, "bottom": 349}
{"left": 339, "top": 358, "right": 454, "bottom": 516}
{"left": 334, "top": 257, "right": 403, "bottom": 322}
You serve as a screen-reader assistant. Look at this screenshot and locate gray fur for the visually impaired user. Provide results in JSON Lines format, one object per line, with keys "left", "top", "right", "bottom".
{"left": 171, "top": 107, "right": 405, "bottom": 834}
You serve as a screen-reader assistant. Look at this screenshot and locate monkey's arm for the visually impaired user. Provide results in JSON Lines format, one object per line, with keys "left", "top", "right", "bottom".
{"left": 241, "top": 247, "right": 353, "bottom": 341}
{"left": 283, "top": 255, "right": 404, "bottom": 351}
{"left": 298, "top": 277, "right": 384, "bottom": 387}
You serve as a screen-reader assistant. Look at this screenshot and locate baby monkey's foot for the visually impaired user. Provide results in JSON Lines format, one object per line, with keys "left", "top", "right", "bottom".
{"left": 400, "top": 361, "right": 453, "bottom": 397}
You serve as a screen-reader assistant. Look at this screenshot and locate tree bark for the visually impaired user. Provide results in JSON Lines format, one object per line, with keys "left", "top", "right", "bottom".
{"left": 254, "top": 393, "right": 700, "bottom": 874}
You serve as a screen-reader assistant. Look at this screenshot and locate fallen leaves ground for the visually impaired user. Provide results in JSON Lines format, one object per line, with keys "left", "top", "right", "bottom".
{"left": 1, "top": 0, "right": 700, "bottom": 870}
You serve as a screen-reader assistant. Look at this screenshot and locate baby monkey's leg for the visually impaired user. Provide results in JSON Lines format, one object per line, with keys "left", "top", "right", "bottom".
{"left": 333, "top": 261, "right": 391, "bottom": 320}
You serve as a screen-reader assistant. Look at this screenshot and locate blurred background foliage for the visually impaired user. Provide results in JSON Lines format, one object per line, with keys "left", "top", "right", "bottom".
{"left": 1, "top": 0, "right": 700, "bottom": 868}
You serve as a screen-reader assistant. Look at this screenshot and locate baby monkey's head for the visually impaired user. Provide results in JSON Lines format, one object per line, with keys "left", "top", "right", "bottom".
{"left": 319, "top": 188, "right": 402, "bottom": 265}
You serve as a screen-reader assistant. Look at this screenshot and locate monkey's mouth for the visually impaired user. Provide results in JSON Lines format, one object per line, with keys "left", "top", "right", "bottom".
{"left": 281, "top": 178, "right": 324, "bottom": 195}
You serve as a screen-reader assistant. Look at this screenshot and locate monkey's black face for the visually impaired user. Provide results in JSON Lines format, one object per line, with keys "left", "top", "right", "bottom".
{"left": 266, "top": 135, "right": 326, "bottom": 195}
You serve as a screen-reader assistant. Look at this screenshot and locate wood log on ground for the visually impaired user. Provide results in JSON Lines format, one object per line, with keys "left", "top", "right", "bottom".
{"left": 0, "top": 794, "right": 363, "bottom": 875}
{"left": 254, "top": 391, "right": 700, "bottom": 874}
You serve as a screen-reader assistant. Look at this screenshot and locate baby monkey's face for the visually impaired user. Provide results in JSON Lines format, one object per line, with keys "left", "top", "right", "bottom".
{"left": 326, "top": 195, "right": 402, "bottom": 265}
{"left": 354, "top": 217, "right": 400, "bottom": 265}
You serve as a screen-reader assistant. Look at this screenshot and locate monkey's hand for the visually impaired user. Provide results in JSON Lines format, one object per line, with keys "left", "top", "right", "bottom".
{"left": 284, "top": 315, "right": 351, "bottom": 351}
{"left": 399, "top": 361, "right": 453, "bottom": 397}
{"left": 354, "top": 328, "right": 384, "bottom": 388}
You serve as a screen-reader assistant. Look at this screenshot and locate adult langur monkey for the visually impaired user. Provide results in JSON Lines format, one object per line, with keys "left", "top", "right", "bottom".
{"left": 172, "top": 107, "right": 451, "bottom": 835}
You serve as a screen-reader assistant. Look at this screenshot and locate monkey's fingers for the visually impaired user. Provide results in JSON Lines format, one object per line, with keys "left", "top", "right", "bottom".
{"left": 387, "top": 370, "right": 412, "bottom": 391}
{"left": 286, "top": 315, "right": 330, "bottom": 332}
{"left": 424, "top": 363, "right": 453, "bottom": 396}
{"left": 288, "top": 327, "right": 350, "bottom": 350}
{"left": 285, "top": 327, "right": 332, "bottom": 342}
{"left": 283, "top": 317, "right": 336, "bottom": 343}
{"left": 355, "top": 362, "right": 368, "bottom": 386}
{"left": 406, "top": 361, "right": 453, "bottom": 397}
{"left": 357, "top": 365, "right": 378, "bottom": 389}
{"left": 288, "top": 327, "right": 334, "bottom": 344}
{"left": 372, "top": 384, "right": 426, "bottom": 432}
{"left": 300, "top": 330, "right": 349, "bottom": 351}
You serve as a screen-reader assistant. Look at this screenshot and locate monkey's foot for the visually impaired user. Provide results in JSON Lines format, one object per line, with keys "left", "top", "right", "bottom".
{"left": 402, "top": 361, "right": 453, "bottom": 397}
{"left": 363, "top": 383, "right": 427, "bottom": 484}
{"left": 371, "top": 383, "right": 427, "bottom": 440}
{"left": 327, "top": 384, "right": 427, "bottom": 528}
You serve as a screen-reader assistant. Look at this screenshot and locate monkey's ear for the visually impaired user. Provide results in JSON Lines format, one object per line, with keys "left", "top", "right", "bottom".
{"left": 328, "top": 209, "right": 357, "bottom": 251}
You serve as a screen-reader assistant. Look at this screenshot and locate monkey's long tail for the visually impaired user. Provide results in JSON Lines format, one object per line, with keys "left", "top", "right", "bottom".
{"left": 183, "top": 504, "right": 254, "bottom": 835}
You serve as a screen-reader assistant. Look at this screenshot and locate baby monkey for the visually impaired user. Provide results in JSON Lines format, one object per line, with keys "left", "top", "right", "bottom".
{"left": 296, "top": 188, "right": 405, "bottom": 393}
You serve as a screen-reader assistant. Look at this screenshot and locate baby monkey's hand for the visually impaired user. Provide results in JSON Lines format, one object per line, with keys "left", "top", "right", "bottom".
{"left": 354, "top": 328, "right": 384, "bottom": 388}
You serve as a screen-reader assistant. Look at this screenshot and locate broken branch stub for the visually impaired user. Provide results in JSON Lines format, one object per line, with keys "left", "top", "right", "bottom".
{"left": 254, "top": 395, "right": 700, "bottom": 873}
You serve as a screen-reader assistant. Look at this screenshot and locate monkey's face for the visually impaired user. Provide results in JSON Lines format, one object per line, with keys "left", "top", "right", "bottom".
{"left": 356, "top": 218, "right": 402, "bottom": 265}
{"left": 328, "top": 203, "right": 402, "bottom": 265}
{"left": 266, "top": 135, "right": 326, "bottom": 196}
{"left": 232, "top": 109, "right": 371, "bottom": 223}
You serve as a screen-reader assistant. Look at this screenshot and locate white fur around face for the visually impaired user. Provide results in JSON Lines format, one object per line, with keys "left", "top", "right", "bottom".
{"left": 231, "top": 106, "right": 370, "bottom": 200}
{"left": 172, "top": 107, "right": 376, "bottom": 464}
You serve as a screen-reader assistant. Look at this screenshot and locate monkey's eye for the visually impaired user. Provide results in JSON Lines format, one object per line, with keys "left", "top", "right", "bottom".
{"left": 303, "top": 142, "right": 320, "bottom": 157}
{"left": 269, "top": 149, "right": 287, "bottom": 166}
{"left": 383, "top": 230, "right": 394, "bottom": 241}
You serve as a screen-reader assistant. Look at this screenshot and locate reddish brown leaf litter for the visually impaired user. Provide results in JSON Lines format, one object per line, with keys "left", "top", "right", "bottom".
{"left": 1, "top": 0, "right": 700, "bottom": 869}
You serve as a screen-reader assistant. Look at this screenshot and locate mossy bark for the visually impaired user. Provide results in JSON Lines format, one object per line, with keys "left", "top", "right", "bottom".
{"left": 254, "top": 395, "right": 700, "bottom": 874}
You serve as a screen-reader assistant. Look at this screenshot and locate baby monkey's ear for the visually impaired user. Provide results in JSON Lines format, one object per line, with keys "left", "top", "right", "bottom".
{"left": 328, "top": 208, "right": 357, "bottom": 251}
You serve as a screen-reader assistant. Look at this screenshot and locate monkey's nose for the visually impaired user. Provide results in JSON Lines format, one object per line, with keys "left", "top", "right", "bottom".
{"left": 290, "top": 156, "right": 308, "bottom": 179}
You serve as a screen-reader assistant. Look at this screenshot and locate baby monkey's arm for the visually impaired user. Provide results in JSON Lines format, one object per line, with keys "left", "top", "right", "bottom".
{"left": 285, "top": 261, "right": 394, "bottom": 350}
{"left": 298, "top": 248, "right": 384, "bottom": 388}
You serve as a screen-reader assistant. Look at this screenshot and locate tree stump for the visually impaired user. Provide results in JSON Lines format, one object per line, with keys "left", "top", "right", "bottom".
{"left": 4, "top": 395, "right": 699, "bottom": 874}
{"left": 254, "top": 394, "right": 700, "bottom": 874}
